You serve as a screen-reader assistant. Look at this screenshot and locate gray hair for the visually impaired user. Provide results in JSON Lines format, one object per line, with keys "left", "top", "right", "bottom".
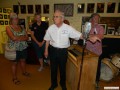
{"left": 54, "top": 9, "right": 65, "bottom": 19}
{"left": 9, "top": 13, "right": 18, "bottom": 24}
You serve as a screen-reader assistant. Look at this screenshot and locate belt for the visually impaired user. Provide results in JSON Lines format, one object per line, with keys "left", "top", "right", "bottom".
{"left": 50, "top": 45, "right": 67, "bottom": 50}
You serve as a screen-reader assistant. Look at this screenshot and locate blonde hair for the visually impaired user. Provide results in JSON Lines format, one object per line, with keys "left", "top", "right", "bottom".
{"left": 10, "top": 13, "right": 18, "bottom": 19}
{"left": 9, "top": 13, "right": 18, "bottom": 24}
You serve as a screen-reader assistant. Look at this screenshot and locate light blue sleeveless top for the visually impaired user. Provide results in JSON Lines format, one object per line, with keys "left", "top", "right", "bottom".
{"left": 8, "top": 26, "right": 28, "bottom": 51}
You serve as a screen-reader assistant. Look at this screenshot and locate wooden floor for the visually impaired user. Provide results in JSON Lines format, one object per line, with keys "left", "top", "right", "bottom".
{"left": 0, "top": 54, "right": 120, "bottom": 90}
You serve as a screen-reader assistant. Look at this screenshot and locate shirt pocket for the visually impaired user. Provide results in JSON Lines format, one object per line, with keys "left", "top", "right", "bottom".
{"left": 60, "top": 34, "right": 69, "bottom": 44}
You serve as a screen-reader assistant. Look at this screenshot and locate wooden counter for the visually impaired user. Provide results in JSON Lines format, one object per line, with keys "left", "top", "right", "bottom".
{"left": 66, "top": 45, "right": 98, "bottom": 90}
{"left": 104, "top": 35, "right": 120, "bottom": 38}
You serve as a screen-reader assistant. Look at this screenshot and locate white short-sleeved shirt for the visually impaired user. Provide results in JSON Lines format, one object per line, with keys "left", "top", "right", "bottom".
{"left": 44, "top": 23, "right": 81, "bottom": 48}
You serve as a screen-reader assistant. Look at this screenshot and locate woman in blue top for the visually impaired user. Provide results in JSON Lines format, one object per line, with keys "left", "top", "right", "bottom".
{"left": 6, "top": 13, "right": 29, "bottom": 85}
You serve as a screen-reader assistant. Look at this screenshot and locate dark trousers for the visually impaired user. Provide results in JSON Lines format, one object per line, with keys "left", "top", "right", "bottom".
{"left": 49, "top": 46, "right": 68, "bottom": 87}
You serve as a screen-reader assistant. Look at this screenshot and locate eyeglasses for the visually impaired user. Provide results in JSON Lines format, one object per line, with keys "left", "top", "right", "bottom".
{"left": 53, "top": 16, "right": 62, "bottom": 18}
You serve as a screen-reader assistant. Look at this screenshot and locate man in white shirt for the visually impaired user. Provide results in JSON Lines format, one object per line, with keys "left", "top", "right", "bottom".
{"left": 44, "top": 10, "right": 99, "bottom": 90}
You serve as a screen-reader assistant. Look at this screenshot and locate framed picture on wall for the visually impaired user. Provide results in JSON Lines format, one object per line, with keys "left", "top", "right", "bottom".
{"left": 118, "top": 3, "right": 120, "bottom": 13}
{"left": 43, "top": 4, "right": 49, "bottom": 14}
{"left": 27, "top": 5, "right": 33, "bottom": 14}
{"left": 99, "top": 24, "right": 107, "bottom": 35}
{"left": 13, "top": 5, "right": 19, "bottom": 14}
{"left": 0, "top": 8, "right": 2, "bottom": 13}
{"left": 4, "top": 15, "right": 7, "bottom": 19}
{"left": 0, "top": 14, "right": 3, "bottom": 19}
{"left": 87, "top": 3, "right": 95, "bottom": 13}
{"left": 82, "top": 16, "right": 90, "bottom": 25}
{"left": 54, "top": 4, "right": 74, "bottom": 16}
{"left": 20, "top": 5, "right": 26, "bottom": 14}
{"left": 35, "top": 5, "right": 41, "bottom": 13}
{"left": 7, "top": 9, "right": 12, "bottom": 13}
{"left": 77, "top": 3, "right": 85, "bottom": 13}
{"left": 3, "top": 8, "right": 7, "bottom": 13}
{"left": 0, "top": 20, "right": 4, "bottom": 25}
{"left": 97, "top": 3, "right": 104, "bottom": 13}
{"left": 107, "top": 2, "right": 116, "bottom": 13}
{"left": 19, "top": 19, "right": 26, "bottom": 28}
{"left": 8, "top": 15, "right": 10, "bottom": 19}
{"left": 5, "top": 21, "right": 8, "bottom": 25}
{"left": 107, "top": 27, "right": 115, "bottom": 35}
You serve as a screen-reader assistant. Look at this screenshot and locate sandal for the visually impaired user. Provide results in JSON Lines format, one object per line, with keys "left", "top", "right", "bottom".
{"left": 13, "top": 78, "right": 21, "bottom": 85}
{"left": 22, "top": 72, "right": 30, "bottom": 77}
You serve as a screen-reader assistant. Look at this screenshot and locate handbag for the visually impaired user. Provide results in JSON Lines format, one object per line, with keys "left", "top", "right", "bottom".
{"left": 4, "top": 42, "right": 16, "bottom": 60}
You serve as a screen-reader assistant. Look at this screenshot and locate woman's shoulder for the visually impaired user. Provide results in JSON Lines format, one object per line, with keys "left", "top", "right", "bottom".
{"left": 6, "top": 25, "right": 11, "bottom": 31}
{"left": 6, "top": 25, "right": 11, "bottom": 28}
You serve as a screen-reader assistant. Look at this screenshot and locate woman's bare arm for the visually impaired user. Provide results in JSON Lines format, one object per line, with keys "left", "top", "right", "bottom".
{"left": 6, "top": 26, "right": 28, "bottom": 41}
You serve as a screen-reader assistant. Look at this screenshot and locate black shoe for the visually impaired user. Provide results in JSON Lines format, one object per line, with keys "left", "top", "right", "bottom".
{"left": 60, "top": 82, "right": 67, "bottom": 90}
{"left": 48, "top": 84, "right": 58, "bottom": 90}
{"left": 61, "top": 86, "right": 67, "bottom": 90}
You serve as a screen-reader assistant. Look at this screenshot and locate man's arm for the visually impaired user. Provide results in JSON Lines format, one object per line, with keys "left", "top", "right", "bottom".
{"left": 69, "top": 26, "right": 101, "bottom": 43}
{"left": 44, "top": 28, "right": 51, "bottom": 58}
{"left": 30, "top": 31, "right": 40, "bottom": 45}
{"left": 44, "top": 40, "right": 50, "bottom": 58}
{"left": 88, "top": 26, "right": 104, "bottom": 42}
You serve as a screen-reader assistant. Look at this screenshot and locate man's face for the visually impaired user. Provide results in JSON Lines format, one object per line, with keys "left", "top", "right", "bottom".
{"left": 53, "top": 12, "right": 63, "bottom": 25}
{"left": 92, "top": 15, "right": 100, "bottom": 24}
{"left": 35, "top": 15, "right": 41, "bottom": 22}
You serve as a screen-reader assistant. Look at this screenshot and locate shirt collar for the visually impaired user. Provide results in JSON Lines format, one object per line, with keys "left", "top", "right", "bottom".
{"left": 54, "top": 23, "right": 64, "bottom": 29}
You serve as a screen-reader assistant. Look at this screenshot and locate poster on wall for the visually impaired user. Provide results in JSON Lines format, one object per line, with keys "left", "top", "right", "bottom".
{"left": 43, "top": 4, "right": 49, "bottom": 14}
{"left": 0, "top": 14, "right": 3, "bottom": 19}
{"left": 97, "top": 3, "right": 104, "bottom": 13}
{"left": 87, "top": 3, "right": 95, "bottom": 13}
{"left": 3, "top": 8, "right": 7, "bottom": 13}
{"left": 5, "top": 21, "right": 8, "bottom": 25}
{"left": 0, "top": 8, "right": 2, "bottom": 13}
{"left": 35, "top": 5, "right": 41, "bottom": 13}
{"left": 107, "top": 2, "right": 116, "bottom": 13}
{"left": 4, "top": 15, "right": 7, "bottom": 19}
{"left": 20, "top": 5, "right": 26, "bottom": 14}
{"left": 77, "top": 3, "right": 85, "bottom": 13}
{"left": 0, "top": 20, "right": 4, "bottom": 25}
{"left": 27, "top": 5, "right": 33, "bottom": 14}
{"left": 13, "top": 5, "right": 19, "bottom": 14}
{"left": 54, "top": 4, "right": 74, "bottom": 16}
{"left": 19, "top": 19, "right": 25, "bottom": 28}
{"left": 7, "top": 8, "right": 12, "bottom": 13}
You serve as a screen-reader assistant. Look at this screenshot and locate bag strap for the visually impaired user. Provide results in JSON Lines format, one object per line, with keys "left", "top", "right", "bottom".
{"left": 9, "top": 25, "right": 14, "bottom": 33}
